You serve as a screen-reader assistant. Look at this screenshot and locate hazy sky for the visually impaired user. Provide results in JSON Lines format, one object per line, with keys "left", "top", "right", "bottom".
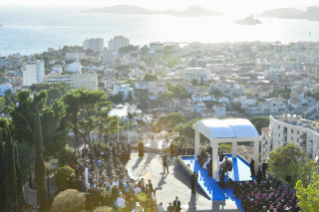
{"left": 0, "top": 0, "right": 318, "bottom": 14}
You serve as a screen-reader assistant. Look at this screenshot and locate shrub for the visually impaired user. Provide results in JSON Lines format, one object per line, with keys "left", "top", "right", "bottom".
{"left": 56, "top": 166, "right": 74, "bottom": 191}
{"left": 94, "top": 206, "right": 115, "bottom": 212}
{"left": 57, "top": 145, "right": 79, "bottom": 166}
{"left": 52, "top": 189, "right": 86, "bottom": 212}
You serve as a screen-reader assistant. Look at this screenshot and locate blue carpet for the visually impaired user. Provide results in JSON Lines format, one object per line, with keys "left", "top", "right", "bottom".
{"left": 221, "top": 188, "right": 244, "bottom": 212}
{"left": 232, "top": 158, "right": 239, "bottom": 181}
{"left": 182, "top": 157, "right": 226, "bottom": 200}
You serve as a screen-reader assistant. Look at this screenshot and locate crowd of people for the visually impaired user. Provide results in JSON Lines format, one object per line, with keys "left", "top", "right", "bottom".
{"left": 233, "top": 176, "right": 301, "bottom": 212}
{"left": 67, "top": 141, "right": 182, "bottom": 212}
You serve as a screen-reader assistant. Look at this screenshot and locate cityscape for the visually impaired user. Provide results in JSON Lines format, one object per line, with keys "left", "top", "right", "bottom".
{"left": 0, "top": 1, "right": 319, "bottom": 212}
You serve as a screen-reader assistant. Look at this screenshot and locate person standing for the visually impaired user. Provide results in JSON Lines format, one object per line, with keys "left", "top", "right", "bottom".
{"left": 219, "top": 150, "right": 224, "bottom": 162}
{"left": 157, "top": 202, "right": 165, "bottom": 212}
{"left": 250, "top": 157, "right": 255, "bottom": 177}
{"left": 167, "top": 202, "right": 175, "bottom": 212}
{"left": 262, "top": 159, "right": 268, "bottom": 179}
{"left": 190, "top": 172, "right": 197, "bottom": 194}
{"left": 162, "top": 155, "right": 169, "bottom": 174}
{"left": 173, "top": 196, "right": 181, "bottom": 212}
{"left": 256, "top": 166, "right": 263, "bottom": 183}
{"left": 219, "top": 165, "right": 226, "bottom": 188}
{"left": 138, "top": 141, "right": 144, "bottom": 157}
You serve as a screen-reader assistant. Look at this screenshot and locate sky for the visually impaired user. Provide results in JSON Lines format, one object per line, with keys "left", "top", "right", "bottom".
{"left": 0, "top": 0, "right": 318, "bottom": 14}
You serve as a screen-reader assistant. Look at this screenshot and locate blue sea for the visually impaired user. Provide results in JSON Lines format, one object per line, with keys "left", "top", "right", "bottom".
{"left": 1, "top": 5, "right": 319, "bottom": 56}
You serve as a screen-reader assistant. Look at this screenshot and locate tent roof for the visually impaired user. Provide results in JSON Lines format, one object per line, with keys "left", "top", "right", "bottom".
{"left": 194, "top": 118, "right": 260, "bottom": 140}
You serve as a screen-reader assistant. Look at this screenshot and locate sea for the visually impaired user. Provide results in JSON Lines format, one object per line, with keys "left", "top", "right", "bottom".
{"left": 1, "top": 5, "right": 319, "bottom": 56}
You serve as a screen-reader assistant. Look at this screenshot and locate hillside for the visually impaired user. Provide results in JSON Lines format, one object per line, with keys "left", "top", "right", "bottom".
{"left": 261, "top": 8, "right": 304, "bottom": 18}
{"left": 301, "top": 7, "right": 319, "bottom": 21}
{"left": 83, "top": 5, "right": 223, "bottom": 17}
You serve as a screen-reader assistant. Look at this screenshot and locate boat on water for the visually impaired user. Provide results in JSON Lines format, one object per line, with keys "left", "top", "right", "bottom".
{"left": 234, "top": 16, "right": 262, "bottom": 25}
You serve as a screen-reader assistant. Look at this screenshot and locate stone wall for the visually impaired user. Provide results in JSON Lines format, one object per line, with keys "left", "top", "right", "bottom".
{"left": 24, "top": 182, "right": 37, "bottom": 208}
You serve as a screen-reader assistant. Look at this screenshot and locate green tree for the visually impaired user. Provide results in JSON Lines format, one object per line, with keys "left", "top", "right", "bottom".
{"left": 268, "top": 143, "right": 305, "bottom": 183}
{"left": 250, "top": 116, "right": 270, "bottom": 134}
{"left": 191, "top": 79, "right": 198, "bottom": 86}
{"left": 166, "top": 113, "right": 186, "bottom": 128}
{"left": 172, "top": 86, "right": 182, "bottom": 98}
{"left": 0, "top": 138, "right": 6, "bottom": 210}
{"left": 167, "top": 59, "right": 177, "bottom": 68}
{"left": 295, "top": 173, "right": 319, "bottom": 212}
{"left": 140, "top": 45, "right": 149, "bottom": 54}
{"left": 85, "top": 49, "right": 94, "bottom": 56}
{"left": 211, "top": 88, "right": 222, "bottom": 96}
{"left": 15, "top": 143, "right": 25, "bottom": 211}
{"left": 34, "top": 107, "right": 47, "bottom": 211}
{"left": 4, "top": 89, "right": 15, "bottom": 105}
{"left": 126, "top": 79, "right": 135, "bottom": 88}
{"left": 157, "top": 116, "right": 167, "bottom": 126}
{"left": 5, "top": 126, "right": 18, "bottom": 211}
{"left": 127, "top": 91, "right": 133, "bottom": 102}
{"left": 0, "top": 97, "right": 5, "bottom": 112}
{"left": 109, "top": 92, "right": 124, "bottom": 104}
{"left": 143, "top": 74, "right": 158, "bottom": 81}
{"left": 118, "top": 45, "right": 139, "bottom": 54}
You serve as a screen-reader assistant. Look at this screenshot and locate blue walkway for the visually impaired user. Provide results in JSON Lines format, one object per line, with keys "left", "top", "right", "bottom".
{"left": 232, "top": 158, "right": 239, "bottom": 181}
{"left": 182, "top": 157, "right": 226, "bottom": 200}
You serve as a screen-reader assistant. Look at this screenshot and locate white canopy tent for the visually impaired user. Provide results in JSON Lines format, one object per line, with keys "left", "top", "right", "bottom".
{"left": 193, "top": 118, "right": 260, "bottom": 179}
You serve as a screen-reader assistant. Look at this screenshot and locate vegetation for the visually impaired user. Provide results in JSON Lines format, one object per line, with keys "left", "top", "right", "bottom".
{"left": 52, "top": 189, "right": 86, "bottom": 212}
{"left": 0, "top": 140, "right": 5, "bottom": 210}
{"left": 219, "top": 143, "right": 232, "bottom": 152}
{"left": 34, "top": 107, "right": 47, "bottom": 211}
{"left": 295, "top": 173, "right": 319, "bottom": 212}
{"left": 5, "top": 126, "right": 19, "bottom": 211}
{"left": 118, "top": 45, "right": 139, "bottom": 54}
{"left": 143, "top": 73, "right": 158, "bottom": 81}
{"left": 191, "top": 79, "right": 199, "bottom": 86}
{"left": 268, "top": 144, "right": 305, "bottom": 186}
{"left": 56, "top": 166, "right": 75, "bottom": 191}
{"left": 94, "top": 206, "right": 115, "bottom": 212}
{"left": 250, "top": 116, "right": 270, "bottom": 134}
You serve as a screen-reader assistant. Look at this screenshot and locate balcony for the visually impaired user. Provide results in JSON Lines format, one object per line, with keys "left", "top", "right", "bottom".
{"left": 300, "top": 134, "right": 307, "bottom": 140}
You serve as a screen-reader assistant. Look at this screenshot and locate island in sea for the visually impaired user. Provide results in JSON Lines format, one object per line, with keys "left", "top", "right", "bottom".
{"left": 234, "top": 16, "right": 262, "bottom": 25}
{"left": 82, "top": 5, "right": 223, "bottom": 17}
{"left": 260, "top": 7, "right": 319, "bottom": 21}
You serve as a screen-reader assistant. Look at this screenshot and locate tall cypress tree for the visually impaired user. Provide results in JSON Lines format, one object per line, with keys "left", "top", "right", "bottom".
{"left": 15, "top": 143, "right": 25, "bottom": 211}
{"left": 0, "top": 130, "right": 6, "bottom": 210}
{"left": 34, "top": 107, "right": 47, "bottom": 210}
{"left": 5, "top": 126, "right": 18, "bottom": 211}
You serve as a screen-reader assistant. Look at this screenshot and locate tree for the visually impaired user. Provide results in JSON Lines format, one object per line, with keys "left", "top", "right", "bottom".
{"left": 4, "top": 89, "right": 15, "bottom": 105}
{"left": 94, "top": 206, "right": 115, "bottom": 212}
{"left": 172, "top": 86, "right": 182, "bottom": 98}
{"left": 5, "top": 126, "right": 18, "bottom": 211}
{"left": 250, "top": 116, "right": 270, "bottom": 134}
{"left": 0, "top": 97, "right": 5, "bottom": 112}
{"left": 295, "top": 173, "right": 319, "bottom": 212}
{"left": 126, "top": 79, "right": 135, "bottom": 88}
{"left": 191, "top": 79, "right": 198, "bottom": 86}
{"left": 0, "top": 137, "right": 6, "bottom": 210}
{"left": 157, "top": 116, "right": 167, "bottom": 126}
{"left": 118, "top": 45, "right": 139, "bottom": 54}
{"left": 15, "top": 143, "right": 25, "bottom": 211}
{"left": 140, "top": 45, "right": 149, "bottom": 54}
{"left": 211, "top": 88, "right": 222, "bottom": 96}
{"left": 86, "top": 49, "right": 94, "bottom": 56}
{"left": 56, "top": 166, "right": 75, "bottom": 191}
{"left": 167, "top": 59, "right": 177, "bottom": 68}
{"left": 34, "top": 107, "right": 47, "bottom": 211}
{"left": 166, "top": 113, "right": 186, "bottom": 128}
{"left": 143, "top": 74, "right": 158, "bottom": 81}
{"left": 268, "top": 144, "right": 305, "bottom": 184}
{"left": 127, "top": 91, "right": 133, "bottom": 102}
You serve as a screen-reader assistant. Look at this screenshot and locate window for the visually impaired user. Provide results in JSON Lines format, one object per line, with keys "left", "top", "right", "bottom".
{"left": 297, "top": 138, "right": 299, "bottom": 142}
{"left": 291, "top": 137, "right": 293, "bottom": 141}
{"left": 297, "top": 130, "right": 299, "bottom": 135}
{"left": 291, "top": 129, "right": 294, "bottom": 134}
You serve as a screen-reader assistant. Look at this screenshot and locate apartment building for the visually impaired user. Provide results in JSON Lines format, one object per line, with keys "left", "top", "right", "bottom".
{"left": 22, "top": 60, "right": 45, "bottom": 86}
{"left": 108, "top": 36, "right": 130, "bottom": 51}
{"left": 262, "top": 113, "right": 319, "bottom": 160}
{"left": 65, "top": 51, "right": 86, "bottom": 61}
{"left": 83, "top": 38, "right": 104, "bottom": 53}
{"left": 112, "top": 84, "right": 134, "bottom": 100}
{"left": 44, "top": 72, "right": 98, "bottom": 90}
{"left": 177, "top": 67, "right": 211, "bottom": 82}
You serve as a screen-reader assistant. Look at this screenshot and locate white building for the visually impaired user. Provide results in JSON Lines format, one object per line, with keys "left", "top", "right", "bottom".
{"left": 83, "top": 38, "right": 104, "bottom": 53}
{"left": 44, "top": 72, "right": 98, "bottom": 90}
{"left": 108, "top": 36, "right": 130, "bottom": 52}
{"left": 212, "top": 104, "right": 227, "bottom": 118}
{"left": 112, "top": 84, "right": 134, "bottom": 100}
{"left": 65, "top": 51, "right": 86, "bottom": 61}
{"left": 51, "top": 65, "right": 62, "bottom": 74}
{"left": 177, "top": 67, "right": 211, "bottom": 82}
{"left": 66, "top": 62, "right": 82, "bottom": 73}
{"left": 22, "top": 60, "right": 45, "bottom": 86}
{"left": 262, "top": 114, "right": 319, "bottom": 160}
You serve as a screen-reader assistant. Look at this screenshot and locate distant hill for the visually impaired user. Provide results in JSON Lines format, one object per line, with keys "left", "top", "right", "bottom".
{"left": 301, "top": 7, "right": 319, "bottom": 21}
{"left": 83, "top": 5, "right": 223, "bottom": 17}
{"left": 261, "top": 8, "right": 304, "bottom": 18}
